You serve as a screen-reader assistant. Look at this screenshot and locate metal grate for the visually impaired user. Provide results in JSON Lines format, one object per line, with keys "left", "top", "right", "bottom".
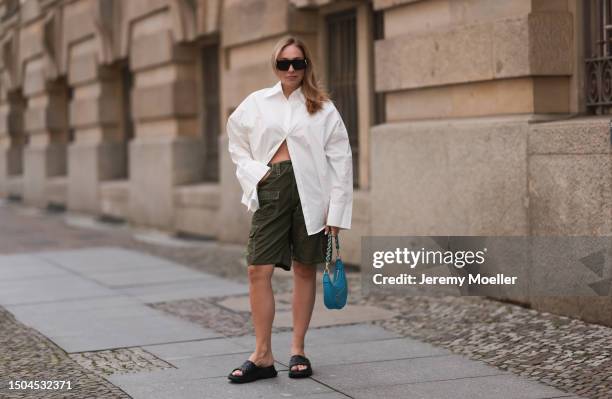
{"left": 586, "top": 0, "right": 612, "bottom": 113}
{"left": 326, "top": 9, "right": 359, "bottom": 187}
{"left": 201, "top": 43, "right": 220, "bottom": 182}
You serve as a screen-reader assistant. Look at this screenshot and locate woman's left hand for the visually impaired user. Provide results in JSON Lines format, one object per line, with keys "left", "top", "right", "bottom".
{"left": 324, "top": 225, "right": 340, "bottom": 236}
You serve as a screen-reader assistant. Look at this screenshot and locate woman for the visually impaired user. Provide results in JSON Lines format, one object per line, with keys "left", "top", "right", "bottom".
{"left": 226, "top": 35, "right": 353, "bottom": 383}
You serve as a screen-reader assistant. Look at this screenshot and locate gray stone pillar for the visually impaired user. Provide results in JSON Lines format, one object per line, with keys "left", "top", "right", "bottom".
{"left": 128, "top": 29, "right": 204, "bottom": 229}
{"left": 22, "top": 79, "right": 69, "bottom": 207}
{"left": 0, "top": 91, "right": 26, "bottom": 198}
{"left": 67, "top": 53, "right": 126, "bottom": 213}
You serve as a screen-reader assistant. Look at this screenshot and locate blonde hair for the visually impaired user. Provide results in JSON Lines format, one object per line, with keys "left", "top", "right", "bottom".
{"left": 270, "top": 35, "right": 329, "bottom": 115}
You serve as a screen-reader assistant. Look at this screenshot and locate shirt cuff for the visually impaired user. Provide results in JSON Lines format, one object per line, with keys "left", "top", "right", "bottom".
{"left": 242, "top": 161, "right": 270, "bottom": 212}
{"left": 326, "top": 201, "right": 352, "bottom": 230}
{"left": 247, "top": 161, "right": 270, "bottom": 188}
{"left": 247, "top": 187, "right": 259, "bottom": 212}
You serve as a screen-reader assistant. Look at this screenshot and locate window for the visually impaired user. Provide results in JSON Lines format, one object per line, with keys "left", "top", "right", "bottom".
{"left": 52, "top": 76, "right": 70, "bottom": 147}
{"left": 326, "top": 9, "right": 359, "bottom": 187}
{"left": 67, "top": 86, "right": 74, "bottom": 143}
{"left": 120, "top": 62, "right": 134, "bottom": 178}
{"left": 585, "top": 0, "right": 612, "bottom": 114}
{"left": 372, "top": 8, "right": 385, "bottom": 125}
{"left": 7, "top": 89, "right": 25, "bottom": 175}
{"left": 201, "top": 42, "right": 221, "bottom": 182}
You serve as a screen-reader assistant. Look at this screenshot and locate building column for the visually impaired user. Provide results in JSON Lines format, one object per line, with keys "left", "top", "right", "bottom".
{"left": 0, "top": 90, "right": 26, "bottom": 198}
{"left": 22, "top": 71, "right": 69, "bottom": 207}
{"left": 128, "top": 29, "right": 204, "bottom": 229}
{"left": 67, "top": 53, "right": 126, "bottom": 213}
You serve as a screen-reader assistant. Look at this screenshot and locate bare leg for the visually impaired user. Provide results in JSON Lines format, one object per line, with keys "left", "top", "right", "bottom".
{"left": 290, "top": 260, "right": 317, "bottom": 372}
{"left": 231, "top": 264, "right": 275, "bottom": 376}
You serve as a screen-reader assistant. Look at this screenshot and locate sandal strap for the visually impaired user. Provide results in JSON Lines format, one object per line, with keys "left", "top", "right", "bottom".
{"left": 289, "top": 355, "right": 311, "bottom": 368}
{"left": 234, "top": 359, "right": 256, "bottom": 374}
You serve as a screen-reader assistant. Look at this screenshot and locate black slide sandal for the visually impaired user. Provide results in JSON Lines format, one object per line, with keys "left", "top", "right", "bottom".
{"left": 288, "top": 354, "right": 313, "bottom": 378}
{"left": 227, "top": 360, "right": 278, "bottom": 383}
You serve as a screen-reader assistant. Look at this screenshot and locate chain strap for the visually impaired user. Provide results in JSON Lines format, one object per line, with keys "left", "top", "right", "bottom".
{"left": 324, "top": 233, "right": 341, "bottom": 275}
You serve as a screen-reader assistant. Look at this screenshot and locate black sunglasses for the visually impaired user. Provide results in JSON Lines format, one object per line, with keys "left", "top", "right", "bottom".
{"left": 276, "top": 58, "right": 308, "bottom": 71}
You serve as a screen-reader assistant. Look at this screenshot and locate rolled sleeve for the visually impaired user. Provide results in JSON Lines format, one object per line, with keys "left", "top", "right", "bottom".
{"left": 324, "top": 109, "right": 353, "bottom": 230}
{"left": 226, "top": 98, "right": 270, "bottom": 211}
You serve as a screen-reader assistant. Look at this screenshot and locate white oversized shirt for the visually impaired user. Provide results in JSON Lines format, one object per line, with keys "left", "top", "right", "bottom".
{"left": 226, "top": 81, "right": 353, "bottom": 236}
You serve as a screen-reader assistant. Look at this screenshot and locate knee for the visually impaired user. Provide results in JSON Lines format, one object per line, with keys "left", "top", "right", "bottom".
{"left": 293, "top": 261, "right": 316, "bottom": 279}
{"left": 248, "top": 264, "right": 274, "bottom": 283}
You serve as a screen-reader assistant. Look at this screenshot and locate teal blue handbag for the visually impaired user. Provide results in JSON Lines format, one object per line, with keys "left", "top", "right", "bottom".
{"left": 323, "top": 233, "right": 347, "bottom": 309}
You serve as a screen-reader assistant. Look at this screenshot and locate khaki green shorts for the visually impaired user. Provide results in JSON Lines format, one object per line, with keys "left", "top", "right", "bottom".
{"left": 246, "top": 159, "right": 328, "bottom": 271}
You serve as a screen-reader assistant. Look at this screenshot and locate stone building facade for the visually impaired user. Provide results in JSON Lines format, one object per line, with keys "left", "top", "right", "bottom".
{"left": 0, "top": 0, "right": 610, "bottom": 325}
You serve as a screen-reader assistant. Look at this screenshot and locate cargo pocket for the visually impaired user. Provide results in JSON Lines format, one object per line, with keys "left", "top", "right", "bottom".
{"left": 247, "top": 223, "right": 259, "bottom": 260}
{"left": 255, "top": 189, "right": 280, "bottom": 219}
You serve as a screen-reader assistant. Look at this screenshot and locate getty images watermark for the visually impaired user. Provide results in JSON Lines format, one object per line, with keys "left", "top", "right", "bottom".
{"left": 360, "top": 236, "right": 612, "bottom": 297}
{"left": 371, "top": 246, "right": 518, "bottom": 286}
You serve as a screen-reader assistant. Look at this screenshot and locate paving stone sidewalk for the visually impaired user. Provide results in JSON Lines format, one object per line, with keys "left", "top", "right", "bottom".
{"left": 0, "top": 200, "right": 604, "bottom": 398}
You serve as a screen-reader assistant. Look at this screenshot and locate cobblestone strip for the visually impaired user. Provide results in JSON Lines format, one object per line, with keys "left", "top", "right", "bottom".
{"left": 69, "top": 347, "right": 175, "bottom": 377}
{"left": 151, "top": 297, "right": 254, "bottom": 337}
{"left": 150, "top": 296, "right": 295, "bottom": 338}
{"left": 0, "top": 307, "right": 130, "bottom": 399}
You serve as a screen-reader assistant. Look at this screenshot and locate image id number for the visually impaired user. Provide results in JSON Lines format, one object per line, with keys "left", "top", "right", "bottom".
{"left": 9, "top": 380, "right": 72, "bottom": 390}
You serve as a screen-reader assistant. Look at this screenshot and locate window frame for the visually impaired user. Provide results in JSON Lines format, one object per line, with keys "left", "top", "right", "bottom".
{"left": 198, "top": 37, "right": 222, "bottom": 182}
{"left": 319, "top": 1, "right": 379, "bottom": 190}
{"left": 585, "top": 0, "right": 612, "bottom": 114}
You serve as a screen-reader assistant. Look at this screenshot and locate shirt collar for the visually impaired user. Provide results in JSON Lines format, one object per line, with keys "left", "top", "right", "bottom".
{"left": 264, "top": 81, "right": 306, "bottom": 104}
